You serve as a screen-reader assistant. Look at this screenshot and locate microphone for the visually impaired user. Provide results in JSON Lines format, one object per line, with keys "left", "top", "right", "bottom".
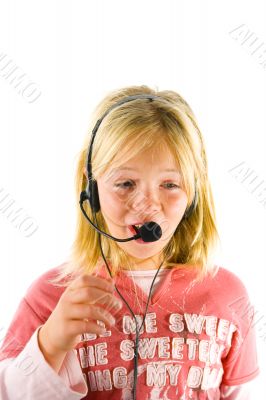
{"left": 79, "top": 191, "right": 162, "bottom": 243}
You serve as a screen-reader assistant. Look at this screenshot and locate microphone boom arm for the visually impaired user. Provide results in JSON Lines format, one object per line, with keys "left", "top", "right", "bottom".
{"left": 79, "top": 196, "right": 141, "bottom": 242}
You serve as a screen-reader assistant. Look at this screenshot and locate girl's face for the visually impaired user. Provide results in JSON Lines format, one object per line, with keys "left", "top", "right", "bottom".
{"left": 95, "top": 144, "right": 188, "bottom": 269}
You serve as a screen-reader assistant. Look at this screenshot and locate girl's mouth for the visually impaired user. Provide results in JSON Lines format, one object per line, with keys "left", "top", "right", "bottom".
{"left": 128, "top": 225, "right": 140, "bottom": 235}
{"left": 128, "top": 225, "right": 146, "bottom": 244}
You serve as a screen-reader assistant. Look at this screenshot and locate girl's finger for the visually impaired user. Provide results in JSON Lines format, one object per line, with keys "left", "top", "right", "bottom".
{"left": 71, "top": 286, "right": 122, "bottom": 310}
{"left": 68, "top": 319, "right": 106, "bottom": 337}
{"left": 69, "top": 273, "right": 115, "bottom": 293}
{"left": 69, "top": 303, "right": 116, "bottom": 328}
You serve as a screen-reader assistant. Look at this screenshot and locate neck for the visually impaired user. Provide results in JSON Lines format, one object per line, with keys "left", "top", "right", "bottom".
{"left": 123, "top": 255, "right": 167, "bottom": 271}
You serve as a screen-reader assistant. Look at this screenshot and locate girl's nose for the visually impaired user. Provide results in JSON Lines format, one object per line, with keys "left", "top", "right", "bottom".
{"left": 131, "top": 189, "right": 161, "bottom": 215}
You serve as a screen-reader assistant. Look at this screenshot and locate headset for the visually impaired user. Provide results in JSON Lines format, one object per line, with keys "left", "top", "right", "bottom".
{"left": 79, "top": 93, "right": 198, "bottom": 399}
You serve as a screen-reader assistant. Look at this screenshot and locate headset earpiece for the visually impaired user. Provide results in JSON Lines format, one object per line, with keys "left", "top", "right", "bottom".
{"left": 88, "top": 179, "right": 101, "bottom": 213}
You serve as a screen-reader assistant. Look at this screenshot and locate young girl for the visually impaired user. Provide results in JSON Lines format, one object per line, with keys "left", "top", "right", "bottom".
{"left": 0, "top": 85, "right": 259, "bottom": 399}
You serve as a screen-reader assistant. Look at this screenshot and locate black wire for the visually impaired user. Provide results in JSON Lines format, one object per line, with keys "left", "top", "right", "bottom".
{"left": 93, "top": 212, "right": 166, "bottom": 400}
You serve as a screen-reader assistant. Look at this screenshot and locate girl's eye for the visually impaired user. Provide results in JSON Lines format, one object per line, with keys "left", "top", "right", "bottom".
{"left": 164, "top": 183, "right": 180, "bottom": 190}
{"left": 115, "top": 181, "right": 134, "bottom": 189}
{"left": 114, "top": 181, "right": 180, "bottom": 190}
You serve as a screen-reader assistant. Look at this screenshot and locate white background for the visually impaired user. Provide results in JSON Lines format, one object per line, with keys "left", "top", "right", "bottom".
{"left": 0, "top": 0, "right": 265, "bottom": 396}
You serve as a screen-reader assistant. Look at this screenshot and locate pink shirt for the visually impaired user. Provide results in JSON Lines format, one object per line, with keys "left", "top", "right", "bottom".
{"left": 0, "top": 262, "right": 260, "bottom": 399}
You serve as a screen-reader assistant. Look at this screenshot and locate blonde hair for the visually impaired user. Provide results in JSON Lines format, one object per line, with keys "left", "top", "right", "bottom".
{"left": 50, "top": 85, "right": 221, "bottom": 287}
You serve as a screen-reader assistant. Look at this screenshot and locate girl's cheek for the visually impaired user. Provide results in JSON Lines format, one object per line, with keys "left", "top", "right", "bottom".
{"left": 164, "top": 191, "right": 183, "bottom": 204}
{"left": 100, "top": 186, "right": 121, "bottom": 202}
{"left": 112, "top": 190, "right": 140, "bottom": 210}
{"left": 102, "top": 192, "right": 129, "bottom": 216}
{"left": 164, "top": 193, "right": 187, "bottom": 214}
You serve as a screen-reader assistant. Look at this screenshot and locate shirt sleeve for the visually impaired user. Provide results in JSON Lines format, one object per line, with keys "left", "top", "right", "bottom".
{"left": 0, "top": 325, "right": 88, "bottom": 400}
{"left": 221, "top": 304, "right": 260, "bottom": 386}
{"left": 220, "top": 382, "right": 251, "bottom": 399}
{"left": 0, "top": 297, "right": 42, "bottom": 361}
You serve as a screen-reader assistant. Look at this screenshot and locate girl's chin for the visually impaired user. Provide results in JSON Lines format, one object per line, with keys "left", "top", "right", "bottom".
{"left": 117, "top": 241, "right": 161, "bottom": 259}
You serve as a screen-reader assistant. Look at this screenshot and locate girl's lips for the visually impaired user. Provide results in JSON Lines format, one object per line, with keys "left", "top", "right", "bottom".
{"left": 128, "top": 225, "right": 139, "bottom": 235}
{"left": 127, "top": 225, "right": 147, "bottom": 244}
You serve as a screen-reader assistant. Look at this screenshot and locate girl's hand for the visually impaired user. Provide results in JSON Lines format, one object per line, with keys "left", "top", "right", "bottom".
{"left": 38, "top": 274, "right": 122, "bottom": 358}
